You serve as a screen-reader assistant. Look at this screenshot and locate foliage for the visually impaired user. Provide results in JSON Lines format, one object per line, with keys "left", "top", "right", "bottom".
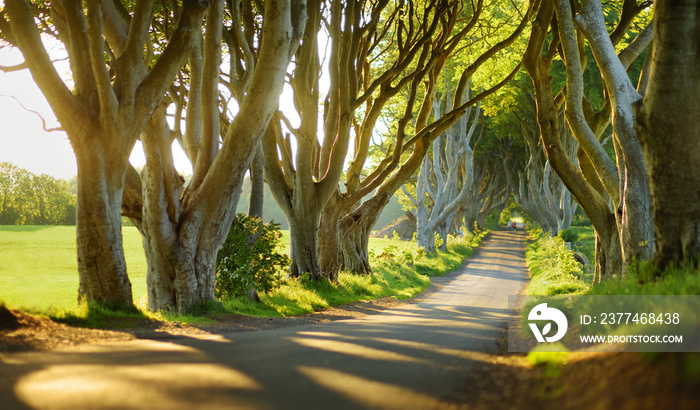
{"left": 571, "top": 208, "right": 592, "bottom": 226}
{"left": 484, "top": 209, "right": 503, "bottom": 230}
{"left": 2, "top": 225, "right": 485, "bottom": 322}
{"left": 526, "top": 344, "right": 570, "bottom": 378}
{"left": 590, "top": 262, "right": 700, "bottom": 296}
{"left": 0, "top": 162, "right": 75, "bottom": 225}
{"left": 216, "top": 215, "right": 291, "bottom": 300}
{"left": 565, "top": 226, "right": 595, "bottom": 273}
{"left": 557, "top": 228, "right": 580, "bottom": 244}
{"left": 525, "top": 229, "right": 590, "bottom": 295}
{"left": 498, "top": 199, "right": 523, "bottom": 225}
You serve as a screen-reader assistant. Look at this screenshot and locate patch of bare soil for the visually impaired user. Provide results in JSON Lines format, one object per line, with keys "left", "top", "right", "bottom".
{"left": 0, "top": 296, "right": 407, "bottom": 353}
{"left": 0, "top": 309, "right": 135, "bottom": 352}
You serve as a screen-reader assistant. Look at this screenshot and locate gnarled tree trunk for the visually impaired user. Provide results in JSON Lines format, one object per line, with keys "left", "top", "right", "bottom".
{"left": 339, "top": 193, "right": 391, "bottom": 274}
{"left": 636, "top": 0, "right": 700, "bottom": 270}
{"left": 288, "top": 202, "right": 323, "bottom": 279}
{"left": 75, "top": 140, "right": 133, "bottom": 306}
{"left": 319, "top": 192, "right": 344, "bottom": 281}
{"left": 5, "top": 0, "right": 208, "bottom": 309}
{"left": 139, "top": 0, "right": 305, "bottom": 312}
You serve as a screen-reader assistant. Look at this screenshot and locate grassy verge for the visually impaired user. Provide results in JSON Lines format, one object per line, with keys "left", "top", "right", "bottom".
{"left": 186, "top": 230, "right": 487, "bottom": 320}
{"left": 522, "top": 226, "right": 700, "bottom": 382}
{"left": 589, "top": 262, "right": 700, "bottom": 296}
{"left": 0, "top": 226, "right": 486, "bottom": 325}
{"left": 524, "top": 228, "right": 590, "bottom": 296}
{"left": 525, "top": 225, "right": 700, "bottom": 297}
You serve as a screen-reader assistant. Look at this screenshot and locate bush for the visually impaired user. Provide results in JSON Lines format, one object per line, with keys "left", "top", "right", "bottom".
{"left": 558, "top": 228, "right": 580, "bottom": 243}
{"left": 216, "top": 215, "right": 290, "bottom": 299}
{"left": 526, "top": 233, "right": 590, "bottom": 295}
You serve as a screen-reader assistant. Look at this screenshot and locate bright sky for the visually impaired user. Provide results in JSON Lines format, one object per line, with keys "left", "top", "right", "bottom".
{"left": 0, "top": 45, "right": 79, "bottom": 179}
{"left": 0, "top": 45, "right": 195, "bottom": 180}
{"left": 0, "top": 31, "right": 331, "bottom": 181}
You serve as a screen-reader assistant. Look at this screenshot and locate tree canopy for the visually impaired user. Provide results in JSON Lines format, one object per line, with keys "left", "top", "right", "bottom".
{"left": 0, "top": 162, "right": 75, "bottom": 225}
{"left": 2, "top": 0, "right": 700, "bottom": 311}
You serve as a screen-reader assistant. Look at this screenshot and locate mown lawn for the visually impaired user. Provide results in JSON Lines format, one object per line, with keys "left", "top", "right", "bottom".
{"left": 0, "top": 226, "right": 482, "bottom": 316}
{"left": 0, "top": 226, "right": 147, "bottom": 310}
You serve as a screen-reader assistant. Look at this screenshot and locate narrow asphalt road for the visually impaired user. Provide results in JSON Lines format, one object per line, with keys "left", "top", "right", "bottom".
{"left": 0, "top": 230, "right": 529, "bottom": 410}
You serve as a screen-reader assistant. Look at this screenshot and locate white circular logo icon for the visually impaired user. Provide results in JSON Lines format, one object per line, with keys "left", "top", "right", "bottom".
{"left": 528, "top": 303, "right": 568, "bottom": 343}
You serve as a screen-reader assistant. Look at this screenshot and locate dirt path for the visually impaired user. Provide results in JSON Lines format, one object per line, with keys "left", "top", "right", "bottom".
{"left": 0, "top": 231, "right": 529, "bottom": 410}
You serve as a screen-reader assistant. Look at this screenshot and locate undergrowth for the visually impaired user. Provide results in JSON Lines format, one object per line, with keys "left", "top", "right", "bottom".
{"left": 208, "top": 230, "right": 487, "bottom": 319}
{"left": 525, "top": 228, "right": 590, "bottom": 296}
{"left": 523, "top": 227, "right": 700, "bottom": 378}
{"left": 8, "top": 229, "right": 487, "bottom": 326}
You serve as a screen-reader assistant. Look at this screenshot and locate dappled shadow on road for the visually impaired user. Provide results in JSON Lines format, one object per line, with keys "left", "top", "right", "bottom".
{"left": 0, "top": 228, "right": 530, "bottom": 409}
{"left": 1, "top": 303, "right": 513, "bottom": 410}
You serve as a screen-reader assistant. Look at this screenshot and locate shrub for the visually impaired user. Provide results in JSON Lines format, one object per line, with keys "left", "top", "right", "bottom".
{"left": 526, "top": 234, "right": 590, "bottom": 295}
{"left": 216, "top": 214, "right": 291, "bottom": 299}
{"left": 558, "top": 228, "right": 580, "bottom": 244}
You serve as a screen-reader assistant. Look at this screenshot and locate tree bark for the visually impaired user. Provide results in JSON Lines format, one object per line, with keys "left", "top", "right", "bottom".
{"left": 142, "top": 222, "right": 219, "bottom": 312}
{"left": 319, "top": 192, "right": 343, "bottom": 281}
{"left": 341, "top": 229, "right": 373, "bottom": 274}
{"left": 74, "top": 142, "right": 133, "bottom": 306}
{"left": 636, "top": 0, "right": 700, "bottom": 270}
{"left": 248, "top": 144, "right": 265, "bottom": 218}
{"left": 594, "top": 220, "right": 623, "bottom": 282}
{"left": 573, "top": 0, "right": 655, "bottom": 267}
{"left": 5, "top": 0, "right": 207, "bottom": 310}
{"left": 339, "top": 193, "right": 391, "bottom": 274}
{"left": 288, "top": 198, "right": 324, "bottom": 278}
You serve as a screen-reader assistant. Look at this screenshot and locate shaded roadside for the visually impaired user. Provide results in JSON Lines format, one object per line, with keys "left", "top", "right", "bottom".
{"left": 1, "top": 230, "right": 529, "bottom": 409}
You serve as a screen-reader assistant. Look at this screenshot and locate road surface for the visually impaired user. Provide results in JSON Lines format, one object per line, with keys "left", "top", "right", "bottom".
{"left": 0, "top": 230, "right": 528, "bottom": 410}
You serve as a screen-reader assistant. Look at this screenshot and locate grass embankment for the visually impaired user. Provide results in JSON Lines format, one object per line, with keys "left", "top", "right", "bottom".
{"left": 0, "top": 225, "right": 486, "bottom": 325}
{"left": 526, "top": 226, "right": 700, "bottom": 296}
{"left": 511, "top": 226, "right": 700, "bottom": 408}
{"left": 221, "top": 231, "right": 486, "bottom": 318}
{"left": 525, "top": 228, "right": 591, "bottom": 296}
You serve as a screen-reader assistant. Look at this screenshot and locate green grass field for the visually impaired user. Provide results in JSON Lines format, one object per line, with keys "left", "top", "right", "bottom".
{"left": 0, "top": 226, "right": 148, "bottom": 310}
{"left": 0, "top": 225, "right": 470, "bottom": 315}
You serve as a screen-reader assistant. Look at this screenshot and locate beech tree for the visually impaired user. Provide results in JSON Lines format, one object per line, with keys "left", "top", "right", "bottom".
{"left": 522, "top": 0, "right": 652, "bottom": 280}
{"left": 124, "top": 0, "right": 306, "bottom": 312}
{"left": 263, "top": 0, "right": 473, "bottom": 278}
{"left": 635, "top": 0, "right": 700, "bottom": 270}
{"left": 497, "top": 83, "right": 578, "bottom": 235}
{"left": 327, "top": 1, "right": 531, "bottom": 275}
{"left": 460, "top": 164, "right": 508, "bottom": 231}
{"left": 3, "top": 0, "right": 208, "bottom": 307}
{"left": 408, "top": 88, "right": 483, "bottom": 251}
